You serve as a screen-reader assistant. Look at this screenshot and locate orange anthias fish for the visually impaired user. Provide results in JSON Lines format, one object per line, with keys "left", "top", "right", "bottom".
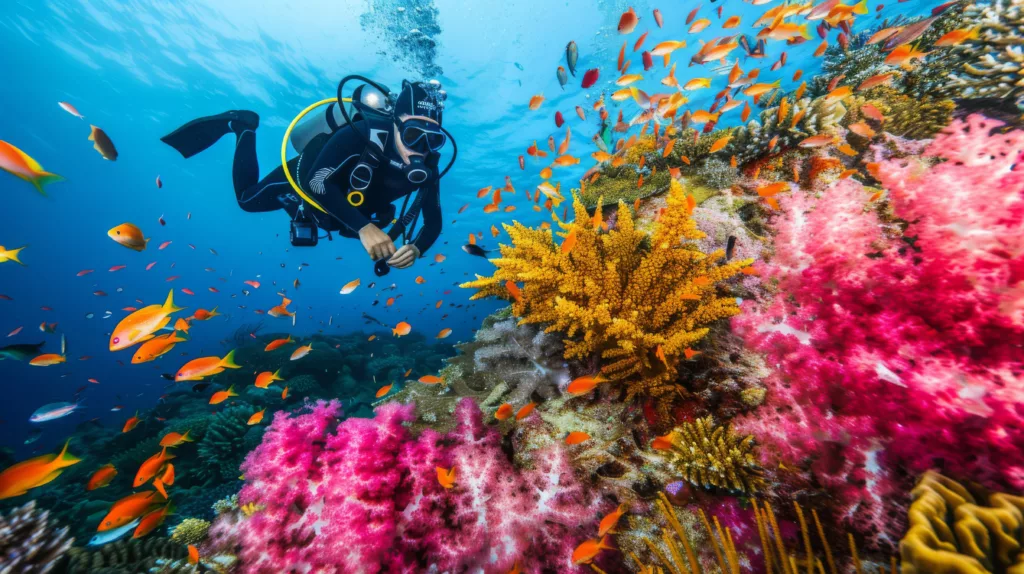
{"left": 188, "top": 545, "right": 200, "bottom": 564}
{"left": 376, "top": 384, "right": 393, "bottom": 398}
{"left": 86, "top": 463, "right": 118, "bottom": 491}
{"left": 175, "top": 350, "right": 241, "bottom": 381}
{"left": 254, "top": 369, "right": 284, "bottom": 389}
{"left": 567, "top": 374, "right": 606, "bottom": 395}
{"left": 159, "top": 430, "right": 193, "bottom": 448}
{"left": 247, "top": 409, "right": 266, "bottom": 425}
{"left": 192, "top": 307, "right": 220, "bottom": 321}
{"left": 515, "top": 403, "right": 536, "bottom": 420}
{"left": 98, "top": 490, "right": 166, "bottom": 532}
{"left": 29, "top": 352, "right": 66, "bottom": 367}
{"left": 565, "top": 432, "right": 591, "bottom": 445}
{"left": 133, "top": 502, "right": 173, "bottom": 539}
{"left": 110, "top": 290, "right": 185, "bottom": 351}
{"left": 618, "top": 7, "right": 639, "bottom": 34}
{"left": 436, "top": 328, "right": 452, "bottom": 339}
{"left": 134, "top": 447, "right": 175, "bottom": 487}
{"left": 123, "top": 411, "right": 142, "bottom": 433}
{"left": 495, "top": 403, "right": 514, "bottom": 420}
{"left": 419, "top": 375, "right": 443, "bottom": 385}
{"left": 393, "top": 321, "right": 412, "bottom": 337}
{"left": 598, "top": 503, "right": 629, "bottom": 537}
{"left": 529, "top": 94, "right": 544, "bottom": 110}
{"left": 561, "top": 228, "right": 578, "bottom": 255}
{"left": 209, "top": 385, "right": 239, "bottom": 405}
{"left": 572, "top": 536, "right": 614, "bottom": 565}
{"left": 132, "top": 331, "right": 187, "bottom": 364}
{"left": 107, "top": 223, "right": 150, "bottom": 252}
{"left": 0, "top": 140, "right": 64, "bottom": 195}
{"left": 290, "top": 343, "right": 313, "bottom": 361}
{"left": 267, "top": 297, "right": 295, "bottom": 319}
{"left": 437, "top": 466, "right": 456, "bottom": 489}
{"left": 0, "top": 440, "right": 81, "bottom": 500}
{"left": 264, "top": 335, "right": 293, "bottom": 352}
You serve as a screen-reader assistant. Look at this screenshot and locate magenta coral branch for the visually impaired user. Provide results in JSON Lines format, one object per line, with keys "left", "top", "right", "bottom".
{"left": 209, "top": 399, "right": 601, "bottom": 573}
{"left": 732, "top": 115, "right": 1024, "bottom": 544}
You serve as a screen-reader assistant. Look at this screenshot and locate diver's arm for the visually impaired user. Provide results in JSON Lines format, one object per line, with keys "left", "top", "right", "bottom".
{"left": 306, "top": 126, "right": 395, "bottom": 259}
{"left": 410, "top": 181, "right": 442, "bottom": 255}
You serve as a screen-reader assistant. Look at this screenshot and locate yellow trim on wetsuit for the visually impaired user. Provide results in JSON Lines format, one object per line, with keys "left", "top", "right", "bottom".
{"left": 281, "top": 97, "right": 352, "bottom": 215}
{"left": 347, "top": 190, "right": 364, "bottom": 206}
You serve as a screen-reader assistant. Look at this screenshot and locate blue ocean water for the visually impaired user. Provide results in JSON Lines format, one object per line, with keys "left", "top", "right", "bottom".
{"left": 0, "top": 0, "right": 936, "bottom": 463}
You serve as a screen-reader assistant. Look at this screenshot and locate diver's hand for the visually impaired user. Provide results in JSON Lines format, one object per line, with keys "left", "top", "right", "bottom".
{"left": 358, "top": 224, "right": 396, "bottom": 261}
{"left": 388, "top": 244, "right": 420, "bottom": 269}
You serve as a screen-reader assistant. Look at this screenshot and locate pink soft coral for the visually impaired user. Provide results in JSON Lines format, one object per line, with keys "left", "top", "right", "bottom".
{"left": 732, "top": 115, "right": 1024, "bottom": 545}
{"left": 209, "top": 398, "right": 600, "bottom": 573}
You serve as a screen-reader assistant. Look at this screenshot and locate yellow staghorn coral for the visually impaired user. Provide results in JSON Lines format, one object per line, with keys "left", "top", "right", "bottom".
{"left": 623, "top": 492, "right": 890, "bottom": 574}
{"left": 461, "top": 179, "right": 752, "bottom": 403}
{"left": 658, "top": 416, "right": 764, "bottom": 494}
{"left": 900, "top": 470, "right": 1024, "bottom": 574}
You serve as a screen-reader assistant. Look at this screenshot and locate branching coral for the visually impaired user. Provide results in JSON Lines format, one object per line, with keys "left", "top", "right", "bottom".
{"left": 0, "top": 501, "right": 73, "bottom": 574}
{"left": 626, "top": 492, "right": 884, "bottom": 574}
{"left": 901, "top": 471, "right": 1024, "bottom": 573}
{"left": 729, "top": 96, "right": 847, "bottom": 165}
{"left": 465, "top": 316, "right": 570, "bottom": 404}
{"left": 196, "top": 406, "right": 264, "bottom": 481}
{"left": 210, "top": 398, "right": 600, "bottom": 572}
{"left": 462, "top": 179, "right": 752, "bottom": 405}
{"left": 733, "top": 115, "right": 1024, "bottom": 544}
{"left": 657, "top": 417, "right": 764, "bottom": 494}
{"left": 941, "top": 0, "right": 1024, "bottom": 100}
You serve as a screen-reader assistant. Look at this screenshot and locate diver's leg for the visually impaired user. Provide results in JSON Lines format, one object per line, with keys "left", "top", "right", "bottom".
{"left": 160, "top": 110, "right": 259, "bottom": 159}
{"left": 235, "top": 142, "right": 298, "bottom": 213}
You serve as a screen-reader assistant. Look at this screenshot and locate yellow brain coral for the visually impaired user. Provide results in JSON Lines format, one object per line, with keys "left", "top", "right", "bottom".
{"left": 461, "top": 179, "right": 752, "bottom": 402}
{"left": 901, "top": 470, "right": 1024, "bottom": 574}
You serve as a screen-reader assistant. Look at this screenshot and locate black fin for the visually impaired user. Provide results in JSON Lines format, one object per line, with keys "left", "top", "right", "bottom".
{"left": 160, "top": 110, "right": 259, "bottom": 159}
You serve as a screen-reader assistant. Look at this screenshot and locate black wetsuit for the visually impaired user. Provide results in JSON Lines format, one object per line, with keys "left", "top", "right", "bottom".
{"left": 231, "top": 116, "right": 442, "bottom": 253}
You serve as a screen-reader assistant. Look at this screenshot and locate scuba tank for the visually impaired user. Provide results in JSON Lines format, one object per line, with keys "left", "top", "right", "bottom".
{"left": 288, "top": 82, "right": 392, "bottom": 153}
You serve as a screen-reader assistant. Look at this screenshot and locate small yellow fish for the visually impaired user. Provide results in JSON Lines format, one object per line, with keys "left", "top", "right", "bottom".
{"left": 107, "top": 223, "right": 150, "bottom": 252}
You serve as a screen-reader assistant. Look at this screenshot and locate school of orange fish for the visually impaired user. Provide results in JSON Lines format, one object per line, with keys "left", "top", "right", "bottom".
{"left": 0, "top": 0, "right": 975, "bottom": 564}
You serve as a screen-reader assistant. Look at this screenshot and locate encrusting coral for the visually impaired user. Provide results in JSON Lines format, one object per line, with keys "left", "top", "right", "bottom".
{"left": 170, "top": 517, "right": 211, "bottom": 546}
{"left": 462, "top": 179, "right": 752, "bottom": 406}
{"left": 901, "top": 470, "right": 1024, "bottom": 574}
{"left": 656, "top": 417, "right": 764, "bottom": 494}
{"left": 0, "top": 501, "right": 73, "bottom": 574}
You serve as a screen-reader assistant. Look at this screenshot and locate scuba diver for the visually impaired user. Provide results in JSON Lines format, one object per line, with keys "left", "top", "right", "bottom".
{"left": 160, "top": 77, "right": 455, "bottom": 275}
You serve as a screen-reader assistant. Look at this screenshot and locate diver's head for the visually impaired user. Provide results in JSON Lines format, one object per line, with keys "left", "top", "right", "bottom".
{"left": 385, "top": 80, "right": 450, "bottom": 184}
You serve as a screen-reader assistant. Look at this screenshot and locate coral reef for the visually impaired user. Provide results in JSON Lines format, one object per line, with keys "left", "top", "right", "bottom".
{"left": 462, "top": 179, "right": 752, "bottom": 406}
{"left": 210, "top": 398, "right": 601, "bottom": 572}
{"left": 901, "top": 470, "right": 1024, "bottom": 573}
{"left": 626, "top": 492, "right": 886, "bottom": 574}
{"left": 579, "top": 165, "right": 671, "bottom": 209}
{"left": 729, "top": 96, "right": 847, "bottom": 165}
{"left": 63, "top": 537, "right": 188, "bottom": 574}
{"left": 692, "top": 157, "right": 738, "bottom": 191}
{"left": 843, "top": 88, "right": 956, "bottom": 140}
{"left": 941, "top": 0, "right": 1024, "bottom": 101}
{"left": 170, "top": 517, "right": 211, "bottom": 546}
{"left": 196, "top": 406, "right": 266, "bottom": 482}
{"left": 0, "top": 501, "right": 73, "bottom": 573}
{"left": 733, "top": 115, "right": 1024, "bottom": 544}
{"left": 656, "top": 417, "right": 764, "bottom": 494}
